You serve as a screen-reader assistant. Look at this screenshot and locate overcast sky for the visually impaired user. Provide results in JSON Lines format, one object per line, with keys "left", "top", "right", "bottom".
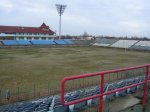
{"left": 0, "top": 0, "right": 150, "bottom": 37}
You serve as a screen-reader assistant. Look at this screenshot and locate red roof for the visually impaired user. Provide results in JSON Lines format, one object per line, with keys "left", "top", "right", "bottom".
{"left": 0, "top": 23, "right": 54, "bottom": 35}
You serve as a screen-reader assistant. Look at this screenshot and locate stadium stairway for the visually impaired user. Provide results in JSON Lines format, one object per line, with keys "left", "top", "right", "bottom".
{"left": 54, "top": 40, "right": 67, "bottom": 45}
{"left": 129, "top": 40, "right": 140, "bottom": 48}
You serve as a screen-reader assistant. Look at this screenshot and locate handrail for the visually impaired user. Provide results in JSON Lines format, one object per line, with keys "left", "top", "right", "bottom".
{"left": 61, "top": 64, "right": 150, "bottom": 112}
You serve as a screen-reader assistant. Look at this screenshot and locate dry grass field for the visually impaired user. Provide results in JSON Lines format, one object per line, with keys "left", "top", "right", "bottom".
{"left": 0, "top": 46, "right": 150, "bottom": 93}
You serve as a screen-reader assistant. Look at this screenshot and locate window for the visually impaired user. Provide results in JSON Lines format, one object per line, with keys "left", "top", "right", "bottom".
{"left": 19, "top": 37, "right": 24, "bottom": 40}
{"left": 42, "top": 37, "right": 46, "bottom": 40}
{"left": 27, "top": 37, "right": 32, "bottom": 40}
{"left": 34, "top": 37, "right": 39, "bottom": 40}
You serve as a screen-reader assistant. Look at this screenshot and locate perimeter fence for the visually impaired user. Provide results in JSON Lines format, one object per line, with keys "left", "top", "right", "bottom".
{"left": 0, "top": 76, "right": 104, "bottom": 105}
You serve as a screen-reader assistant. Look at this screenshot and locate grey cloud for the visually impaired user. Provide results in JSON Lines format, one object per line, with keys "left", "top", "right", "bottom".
{"left": 0, "top": 0, "right": 150, "bottom": 37}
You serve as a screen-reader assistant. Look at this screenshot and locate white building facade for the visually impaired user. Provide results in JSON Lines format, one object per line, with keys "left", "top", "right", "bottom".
{"left": 0, "top": 23, "right": 56, "bottom": 40}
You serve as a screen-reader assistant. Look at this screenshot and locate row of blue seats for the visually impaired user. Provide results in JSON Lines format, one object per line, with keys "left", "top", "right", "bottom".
{"left": 64, "top": 75, "right": 147, "bottom": 112}
{"left": 0, "top": 75, "right": 149, "bottom": 112}
{"left": 1, "top": 39, "right": 73, "bottom": 46}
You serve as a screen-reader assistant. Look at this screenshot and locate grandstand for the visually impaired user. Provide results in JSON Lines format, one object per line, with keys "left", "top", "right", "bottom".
{"left": 1, "top": 38, "right": 150, "bottom": 52}
{"left": 17, "top": 40, "right": 31, "bottom": 45}
{"left": 30, "top": 40, "right": 55, "bottom": 45}
{"left": 110, "top": 40, "right": 138, "bottom": 48}
{"left": 63, "top": 39, "right": 73, "bottom": 44}
{"left": 136, "top": 40, "right": 150, "bottom": 46}
{"left": 93, "top": 38, "right": 118, "bottom": 47}
{"left": 71, "top": 40, "right": 93, "bottom": 45}
{"left": 54, "top": 40, "right": 67, "bottom": 45}
{"left": 92, "top": 38, "right": 150, "bottom": 51}
{"left": 2, "top": 40, "right": 19, "bottom": 46}
{"left": 0, "top": 75, "right": 149, "bottom": 112}
{"left": 0, "top": 39, "right": 95, "bottom": 47}
{"left": 131, "top": 41, "right": 150, "bottom": 51}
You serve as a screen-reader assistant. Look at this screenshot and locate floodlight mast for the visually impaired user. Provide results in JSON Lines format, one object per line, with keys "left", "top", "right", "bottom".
{"left": 56, "top": 4, "right": 67, "bottom": 39}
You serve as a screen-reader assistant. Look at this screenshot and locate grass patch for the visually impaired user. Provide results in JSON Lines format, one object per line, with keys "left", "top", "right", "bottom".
{"left": 0, "top": 46, "right": 150, "bottom": 92}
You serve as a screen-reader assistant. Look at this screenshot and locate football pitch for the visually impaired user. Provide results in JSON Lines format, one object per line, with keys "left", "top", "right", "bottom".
{"left": 0, "top": 46, "right": 150, "bottom": 92}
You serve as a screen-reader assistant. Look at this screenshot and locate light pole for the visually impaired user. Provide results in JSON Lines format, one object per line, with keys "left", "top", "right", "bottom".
{"left": 55, "top": 4, "right": 67, "bottom": 39}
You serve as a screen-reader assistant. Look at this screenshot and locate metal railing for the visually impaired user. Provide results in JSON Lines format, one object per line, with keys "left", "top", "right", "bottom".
{"left": 0, "top": 84, "right": 60, "bottom": 105}
{"left": 61, "top": 64, "right": 150, "bottom": 112}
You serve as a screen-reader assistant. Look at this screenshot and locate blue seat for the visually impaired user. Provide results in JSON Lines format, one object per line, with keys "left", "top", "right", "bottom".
{"left": 126, "top": 79, "right": 137, "bottom": 93}
{"left": 2, "top": 40, "right": 19, "bottom": 46}
{"left": 137, "top": 76, "right": 145, "bottom": 90}
{"left": 91, "top": 98, "right": 99, "bottom": 106}
{"left": 54, "top": 105, "right": 69, "bottom": 112}
{"left": 48, "top": 40, "right": 56, "bottom": 45}
{"left": 63, "top": 39, "right": 73, "bottom": 44}
{"left": 43, "top": 97, "right": 53, "bottom": 106}
{"left": 16, "top": 40, "right": 31, "bottom": 45}
{"left": 104, "top": 84, "right": 116, "bottom": 101}
{"left": 74, "top": 101, "right": 87, "bottom": 111}
{"left": 30, "top": 40, "right": 55, "bottom": 45}
{"left": 54, "top": 40, "right": 67, "bottom": 45}
{"left": 115, "top": 81, "right": 127, "bottom": 97}
{"left": 35, "top": 105, "right": 48, "bottom": 111}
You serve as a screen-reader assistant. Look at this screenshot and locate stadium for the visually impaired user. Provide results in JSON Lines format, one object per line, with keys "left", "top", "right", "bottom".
{"left": 0, "top": 1, "right": 150, "bottom": 111}
{"left": 0, "top": 29, "right": 150, "bottom": 111}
